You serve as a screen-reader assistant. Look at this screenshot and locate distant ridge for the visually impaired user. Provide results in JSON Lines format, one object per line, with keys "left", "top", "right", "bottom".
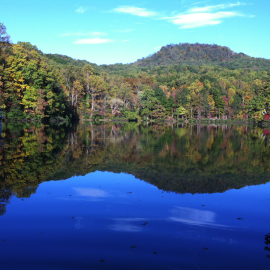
{"left": 44, "top": 42, "right": 270, "bottom": 73}
{"left": 133, "top": 43, "right": 270, "bottom": 72}
{"left": 45, "top": 53, "right": 100, "bottom": 70}
{"left": 135, "top": 43, "right": 244, "bottom": 65}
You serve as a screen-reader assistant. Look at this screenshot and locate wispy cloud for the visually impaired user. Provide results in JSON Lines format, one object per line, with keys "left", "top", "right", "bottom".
{"left": 73, "top": 38, "right": 114, "bottom": 44}
{"left": 61, "top": 31, "right": 106, "bottom": 37}
{"left": 163, "top": 2, "right": 251, "bottom": 29}
{"left": 167, "top": 11, "right": 242, "bottom": 28}
{"left": 189, "top": 2, "right": 246, "bottom": 12}
{"left": 113, "top": 6, "right": 157, "bottom": 17}
{"left": 75, "top": 6, "right": 86, "bottom": 13}
{"left": 114, "top": 29, "right": 135, "bottom": 33}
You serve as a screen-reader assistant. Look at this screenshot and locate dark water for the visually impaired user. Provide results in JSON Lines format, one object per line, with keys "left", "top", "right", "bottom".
{"left": 0, "top": 123, "right": 270, "bottom": 269}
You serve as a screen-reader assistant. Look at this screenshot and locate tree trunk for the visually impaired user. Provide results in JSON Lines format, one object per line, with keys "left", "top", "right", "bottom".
{"left": 91, "top": 88, "right": 95, "bottom": 110}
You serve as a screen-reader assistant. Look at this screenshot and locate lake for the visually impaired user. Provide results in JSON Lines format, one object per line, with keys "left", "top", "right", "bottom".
{"left": 0, "top": 122, "right": 270, "bottom": 269}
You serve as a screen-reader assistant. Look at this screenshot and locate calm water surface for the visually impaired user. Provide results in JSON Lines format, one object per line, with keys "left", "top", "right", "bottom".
{"left": 0, "top": 123, "right": 270, "bottom": 269}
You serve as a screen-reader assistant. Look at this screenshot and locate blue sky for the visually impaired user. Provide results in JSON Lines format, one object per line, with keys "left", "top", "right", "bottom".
{"left": 1, "top": 0, "right": 269, "bottom": 65}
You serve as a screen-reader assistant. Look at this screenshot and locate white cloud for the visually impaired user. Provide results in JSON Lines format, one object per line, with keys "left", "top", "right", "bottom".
{"left": 76, "top": 6, "right": 86, "bottom": 13}
{"left": 61, "top": 31, "right": 106, "bottom": 37}
{"left": 189, "top": 2, "right": 246, "bottom": 13}
{"left": 154, "top": 46, "right": 162, "bottom": 51}
{"left": 163, "top": 2, "right": 250, "bottom": 29}
{"left": 167, "top": 11, "right": 242, "bottom": 28}
{"left": 74, "top": 38, "right": 113, "bottom": 44}
{"left": 113, "top": 6, "right": 157, "bottom": 17}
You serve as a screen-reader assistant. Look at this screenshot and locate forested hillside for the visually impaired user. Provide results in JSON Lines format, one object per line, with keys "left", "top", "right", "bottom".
{"left": 45, "top": 53, "right": 101, "bottom": 71}
{"left": 0, "top": 24, "right": 73, "bottom": 122}
{"left": 134, "top": 43, "right": 270, "bottom": 73}
{"left": 1, "top": 22, "right": 270, "bottom": 122}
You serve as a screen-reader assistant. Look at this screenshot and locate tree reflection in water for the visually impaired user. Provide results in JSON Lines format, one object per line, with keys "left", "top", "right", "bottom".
{"left": 265, "top": 233, "right": 270, "bottom": 258}
{"left": 1, "top": 122, "right": 270, "bottom": 216}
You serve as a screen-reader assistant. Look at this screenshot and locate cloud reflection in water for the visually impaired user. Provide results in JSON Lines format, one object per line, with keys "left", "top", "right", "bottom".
{"left": 110, "top": 218, "right": 145, "bottom": 232}
{"left": 73, "top": 188, "right": 109, "bottom": 198}
{"left": 169, "top": 207, "right": 226, "bottom": 228}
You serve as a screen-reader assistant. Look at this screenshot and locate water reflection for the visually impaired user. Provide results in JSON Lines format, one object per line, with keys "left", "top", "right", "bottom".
{"left": 170, "top": 207, "right": 216, "bottom": 226}
{"left": 110, "top": 218, "right": 144, "bottom": 232}
{"left": 74, "top": 217, "right": 85, "bottom": 230}
{"left": 73, "top": 188, "right": 109, "bottom": 198}
{"left": 265, "top": 233, "right": 270, "bottom": 258}
{"left": 169, "top": 207, "right": 232, "bottom": 229}
{"left": 0, "top": 124, "right": 269, "bottom": 270}
{"left": 1, "top": 122, "right": 270, "bottom": 216}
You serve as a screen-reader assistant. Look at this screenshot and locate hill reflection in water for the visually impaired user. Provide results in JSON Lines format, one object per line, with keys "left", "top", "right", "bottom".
{"left": 0, "top": 122, "right": 270, "bottom": 215}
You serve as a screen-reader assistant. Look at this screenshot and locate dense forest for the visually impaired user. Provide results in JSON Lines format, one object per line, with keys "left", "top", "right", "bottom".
{"left": 1, "top": 23, "right": 270, "bottom": 122}
{"left": 1, "top": 122, "right": 270, "bottom": 216}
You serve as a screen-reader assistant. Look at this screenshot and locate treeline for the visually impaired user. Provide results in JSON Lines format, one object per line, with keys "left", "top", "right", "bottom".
{"left": 1, "top": 23, "right": 270, "bottom": 121}
{"left": 46, "top": 54, "right": 270, "bottom": 122}
{"left": 44, "top": 44, "right": 270, "bottom": 122}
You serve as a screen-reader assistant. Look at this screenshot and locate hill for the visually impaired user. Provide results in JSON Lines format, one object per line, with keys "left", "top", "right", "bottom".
{"left": 44, "top": 43, "right": 270, "bottom": 76}
{"left": 40, "top": 42, "right": 270, "bottom": 122}
{"left": 134, "top": 43, "right": 270, "bottom": 73}
{"left": 44, "top": 53, "right": 101, "bottom": 73}
{"left": 2, "top": 28, "right": 270, "bottom": 123}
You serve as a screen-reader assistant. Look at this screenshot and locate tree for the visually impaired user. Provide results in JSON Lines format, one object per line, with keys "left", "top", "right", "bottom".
{"left": 89, "top": 75, "right": 107, "bottom": 111}
{"left": 152, "top": 104, "right": 166, "bottom": 119}
{"left": 82, "top": 64, "right": 94, "bottom": 106}
{"left": 119, "top": 83, "right": 133, "bottom": 108}
{"left": 0, "top": 23, "right": 11, "bottom": 107}
{"left": 207, "top": 95, "right": 215, "bottom": 118}
{"left": 188, "top": 80, "right": 204, "bottom": 118}
{"left": 139, "top": 87, "right": 159, "bottom": 119}
{"left": 70, "top": 80, "right": 84, "bottom": 113}
{"left": 109, "top": 98, "right": 124, "bottom": 115}
{"left": 3, "top": 43, "right": 70, "bottom": 118}
{"left": 176, "top": 106, "right": 187, "bottom": 120}
{"left": 0, "top": 23, "right": 10, "bottom": 43}
{"left": 62, "top": 64, "right": 76, "bottom": 94}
